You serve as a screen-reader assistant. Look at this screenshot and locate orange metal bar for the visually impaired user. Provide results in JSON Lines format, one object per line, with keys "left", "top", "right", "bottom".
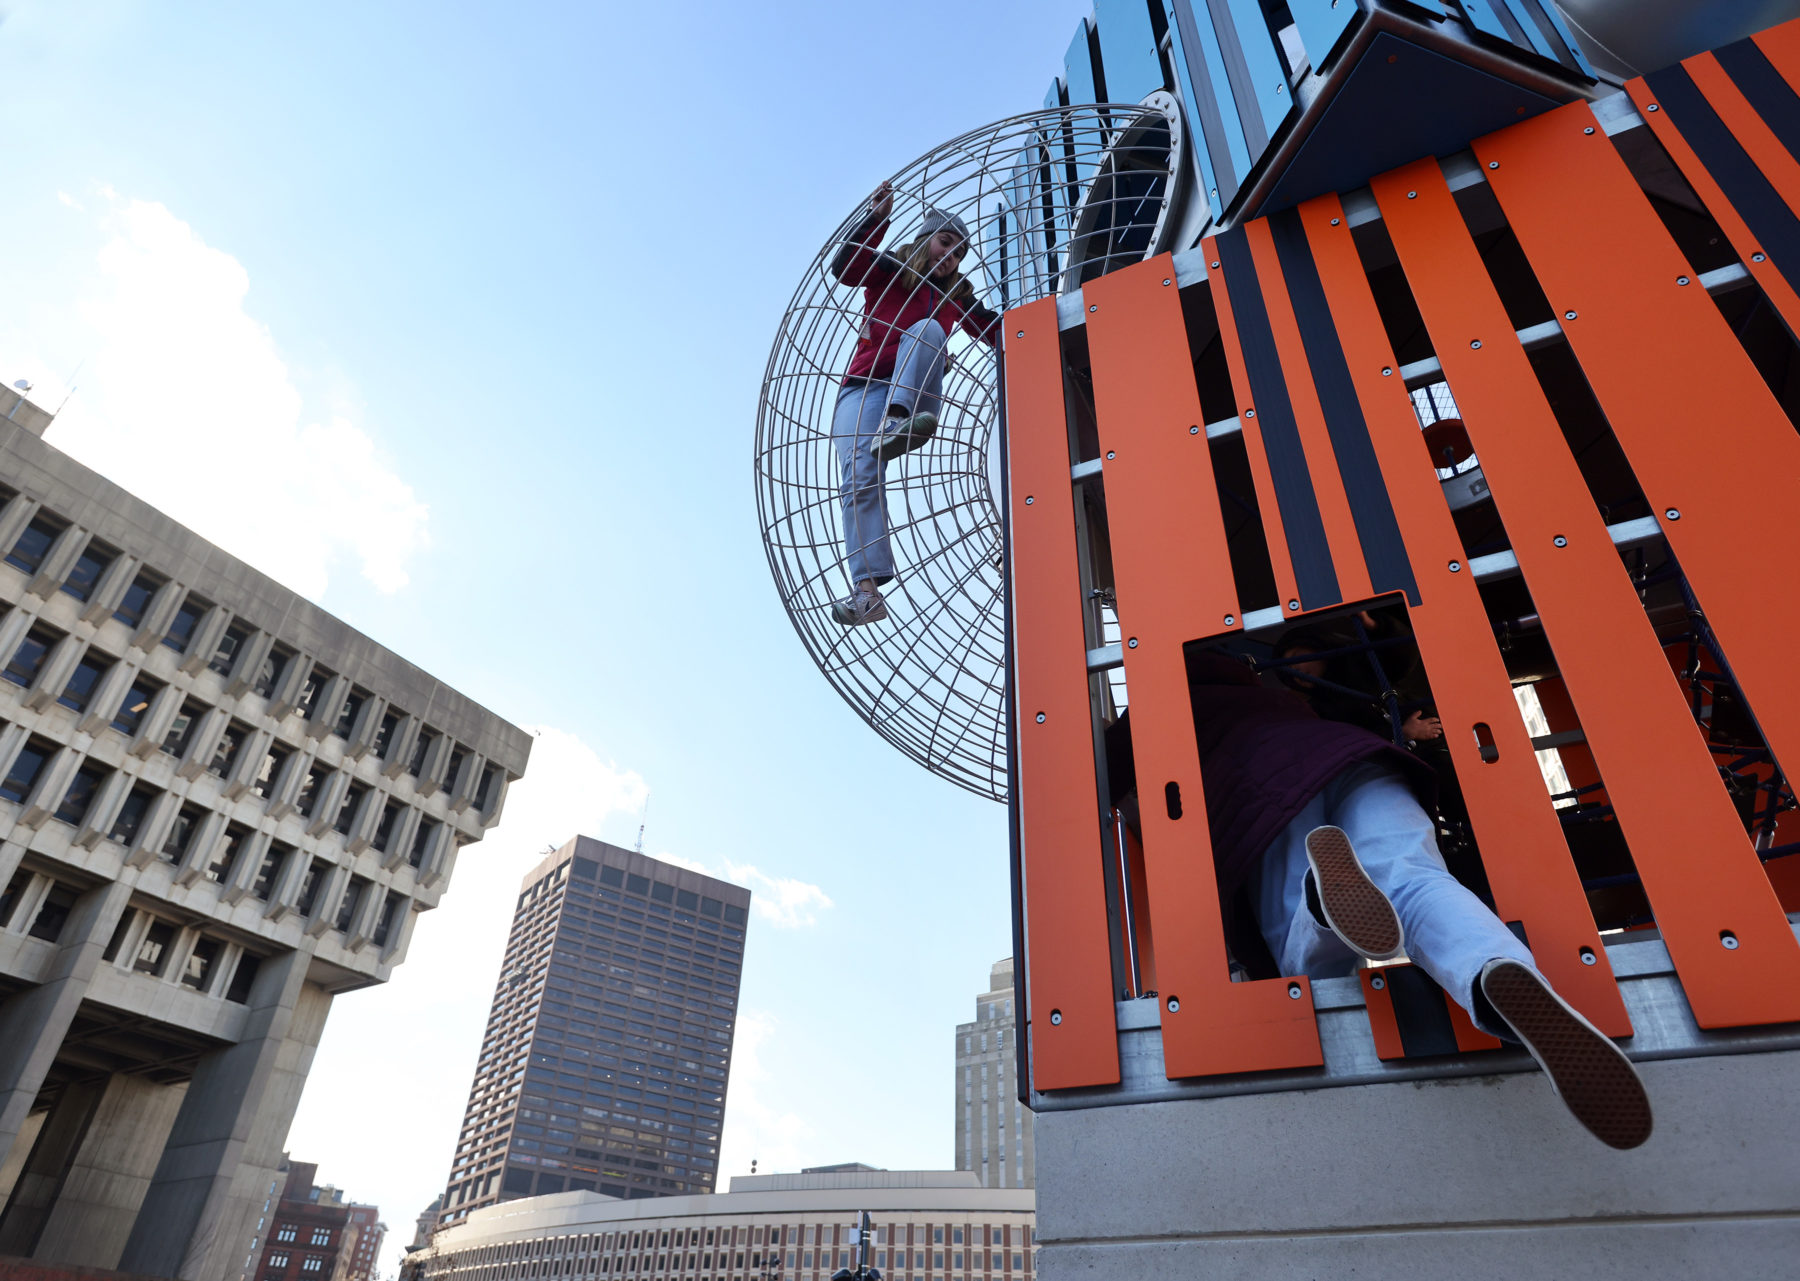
{"left": 1623, "top": 75, "right": 1800, "bottom": 342}
{"left": 1002, "top": 297, "right": 1121, "bottom": 1089}
{"left": 1297, "top": 194, "right": 1631, "bottom": 1035}
{"left": 1243, "top": 218, "right": 1375, "bottom": 604}
{"left": 1202, "top": 235, "right": 1303, "bottom": 613}
{"left": 1752, "top": 16, "right": 1800, "bottom": 86}
{"left": 1376, "top": 156, "right": 1800, "bottom": 1029}
{"left": 1084, "top": 256, "right": 1322, "bottom": 1077}
{"left": 1687, "top": 52, "right": 1800, "bottom": 215}
{"left": 1447, "top": 997, "right": 1504, "bottom": 1054}
{"left": 1359, "top": 971, "right": 1406, "bottom": 1060}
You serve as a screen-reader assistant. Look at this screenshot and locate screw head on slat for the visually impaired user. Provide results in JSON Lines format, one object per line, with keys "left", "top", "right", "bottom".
{"left": 1331, "top": 217, "right": 1341, "bottom": 226}
{"left": 1470, "top": 339, "right": 1482, "bottom": 349}
{"left": 1211, "top": 260, "right": 1220, "bottom": 269}
{"left": 1449, "top": 560, "right": 1462, "bottom": 573}
{"left": 1371, "top": 975, "right": 1386, "bottom": 990}
{"left": 1034, "top": 712, "right": 1045, "bottom": 724}
{"left": 1089, "top": 303, "right": 1098, "bottom": 312}
{"left": 1189, "top": 425, "right": 1200, "bottom": 435}
{"left": 1554, "top": 535, "right": 1567, "bottom": 547}
{"left": 1665, "top": 508, "right": 1681, "bottom": 520}
{"left": 1721, "top": 932, "right": 1739, "bottom": 950}
{"left": 1288, "top": 600, "right": 1300, "bottom": 611}
{"left": 1163, "top": 278, "right": 1172, "bottom": 286}
{"left": 1049, "top": 1009, "right": 1062, "bottom": 1025}
{"left": 1753, "top": 252, "right": 1767, "bottom": 263}
{"left": 1244, "top": 409, "right": 1256, "bottom": 418}
{"left": 1025, "top": 496, "right": 1034, "bottom": 505}
{"left": 1166, "top": 997, "right": 1179, "bottom": 1013}
{"left": 1382, "top": 367, "right": 1393, "bottom": 376}
{"left": 1565, "top": 310, "right": 1577, "bottom": 320}
{"left": 1407, "top": 190, "right": 1417, "bottom": 199}
{"left": 1105, "top": 450, "right": 1115, "bottom": 460}
{"left": 1127, "top": 638, "right": 1138, "bottom": 648}
{"left": 1677, "top": 275, "right": 1690, "bottom": 286}
{"left": 1647, "top": 103, "right": 1659, "bottom": 112}
{"left": 1288, "top": 983, "right": 1303, "bottom": 999}
{"left": 1580, "top": 947, "right": 1597, "bottom": 966}
{"left": 1488, "top": 160, "right": 1499, "bottom": 169}
{"left": 1224, "top": 614, "right": 1235, "bottom": 626}
{"left": 1016, "top": 330, "right": 1024, "bottom": 338}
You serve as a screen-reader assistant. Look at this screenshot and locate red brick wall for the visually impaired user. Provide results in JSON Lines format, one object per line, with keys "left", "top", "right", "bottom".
{"left": 0, "top": 1258, "right": 175, "bottom": 1281}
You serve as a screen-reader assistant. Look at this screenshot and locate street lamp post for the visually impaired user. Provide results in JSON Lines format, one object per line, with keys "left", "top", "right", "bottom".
{"left": 830, "top": 1211, "right": 881, "bottom": 1281}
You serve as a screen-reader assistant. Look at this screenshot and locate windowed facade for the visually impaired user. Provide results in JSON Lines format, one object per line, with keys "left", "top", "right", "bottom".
{"left": 162, "top": 593, "right": 209, "bottom": 652}
{"left": 61, "top": 538, "right": 115, "bottom": 602}
{"left": 1, "top": 739, "right": 52, "bottom": 804}
{"left": 111, "top": 673, "right": 162, "bottom": 736}
{"left": 59, "top": 649, "right": 112, "bottom": 711}
{"left": 6, "top": 515, "right": 64, "bottom": 575}
{"left": 112, "top": 569, "right": 163, "bottom": 628}
{"left": 4, "top": 625, "right": 59, "bottom": 688}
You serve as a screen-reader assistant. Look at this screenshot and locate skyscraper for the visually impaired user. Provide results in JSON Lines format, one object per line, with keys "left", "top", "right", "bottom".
{"left": 437, "top": 836, "right": 750, "bottom": 1224}
{"left": 954, "top": 959, "right": 1033, "bottom": 1189}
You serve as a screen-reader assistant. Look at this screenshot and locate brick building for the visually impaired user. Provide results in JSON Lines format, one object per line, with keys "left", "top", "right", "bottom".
{"left": 252, "top": 1160, "right": 383, "bottom": 1281}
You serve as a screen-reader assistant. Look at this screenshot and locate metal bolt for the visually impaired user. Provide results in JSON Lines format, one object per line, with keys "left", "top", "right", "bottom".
{"left": 1050, "top": 1009, "right": 1063, "bottom": 1025}
{"left": 1106, "top": 450, "right": 1116, "bottom": 460}
{"left": 1665, "top": 507, "right": 1681, "bottom": 520}
{"left": 1580, "top": 947, "right": 1597, "bottom": 966}
{"left": 1089, "top": 303, "right": 1098, "bottom": 312}
{"left": 1753, "top": 252, "right": 1767, "bottom": 262}
{"left": 1016, "top": 329, "right": 1025, "bottom": 338}
{"left": 1381, "top": 366, "right": 1393, "bottom": 376}
{"left": 1035, "top": 712, "right": 1046, "bottom": 724}
{"left": 1564, "top": 310, "right": 1577, "bottom": 320}
{"left": 1677, "top": 275, "right": 1690, "bottom": 286}
{"left": 1127, "top": 637, "right": 1138, "bottom": 649}
{"left": 1584, "top": 125, "right": 1595, "bottom": 135}
{"left": 1211, "top": 260, "right": 1220, "bottom": 269}
{"left": 1189, "top": 425, "right": 1200, "bottom": 435}
{"left": 1024, "top": 495, "right": 1034, "bottom": 505}
{"left": 1407, "top": 190, "right": 1417, "bottom": 199}
{"left": 1163, "top": 278, "right": 1172, "bottom": 286}
{"left": 1245, "top": 408, "right": 1256, "bottom": 419}
{"left": 1224, "top": 614, "right": 1235, "bottom": 626}
{"left": 1166, "top": 996, "right": 1180, "bottom": 1013}
{"left": 1488, "top": 160, "right": 1499, "bottom": 169}
{"left": 1288, "top": 599, "right": 1300, "bottom": 611}
{"left": 1721, "top": 932, "right": 1739, "bottom": 950}
{"left": 1553, "top": 535, "right": 1567, "bottom": 547}
{"left": 1647, "top": 102, "right": 1659, "bottom": 112}
{"left": 1370, "top": 975, "right": 1386, "bottom": 990}
{"left": 1449, "top": 560, "right": 1462, "bottom": 573}
{"left": 1287, "top": 983, "right": 1303, "bottom": 1000}
{"left": 1470, "top": 339, "right": 1483, "bottom": 349}
{"left": 1330, "top": 217, "right": 1341, "bottom": 226}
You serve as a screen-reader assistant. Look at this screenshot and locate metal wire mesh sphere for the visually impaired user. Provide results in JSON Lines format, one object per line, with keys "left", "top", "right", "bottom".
{"left": 755, "top": 97, "right": 1188, "bottom": 800}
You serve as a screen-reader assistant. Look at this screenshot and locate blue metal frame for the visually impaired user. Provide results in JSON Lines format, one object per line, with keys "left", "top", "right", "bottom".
{"left": 1094, "top": 0, "right": 1166, "bottom": 104}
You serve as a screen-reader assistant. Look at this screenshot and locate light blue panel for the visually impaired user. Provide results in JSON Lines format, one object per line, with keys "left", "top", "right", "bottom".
{"left": 1041, "top": 79, "right": 1072, "bottom": 255}
{"left": 1094, "top": 0, "right": 1165, "bottom": 103}
{"left": 1452, "top": 0, "right": 1512, "bottom": 43}
{"left": 1186, "top": 1, "right": 1255, "bottom": 183}
{"left": 1065, "top": 18, "right": 1100, "bottom": 105}
{"left": 1163, "top": 0, "right": 1226, "bottom": 221}
{"left": 1286, "top": 0, "right": 1359, "bottom": 74}
{"left": 1220, "top": 0, "right": 1297, "bottom": 144}
{"left": 1044, "top": 78, "right": 1064, "bottom": 111}
{"left": 1494, "top": 0, "right": 1558, "bottom": 60}
{"left": 1521, "top": 0, "right": 1596, "bottom": 76}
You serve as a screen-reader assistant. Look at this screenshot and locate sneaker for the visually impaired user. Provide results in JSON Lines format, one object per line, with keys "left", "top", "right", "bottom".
{"left": 1304, "top": 825, "right": 1404, "bottom": 961}
{"left": 871, "top": 411, "right": 938, "bottom": 461}
{"left": 831, "top": 580, "right": 889, "bottom": 627}
{"left": 1480, "top": 959, "right": 1653, "bottom": 1150}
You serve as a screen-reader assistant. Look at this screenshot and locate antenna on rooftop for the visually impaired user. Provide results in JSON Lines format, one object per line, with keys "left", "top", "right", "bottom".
{"left": 635, "top": 797, "right": 650, "bottom": 854}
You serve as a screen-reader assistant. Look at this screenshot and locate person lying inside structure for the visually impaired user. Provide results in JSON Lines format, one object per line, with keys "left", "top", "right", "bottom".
{"left": 825, "top": 181, "right": 1001, "bottom": 627}
{"left": 1105, "top": 642, "right": 1652, "bottom": 1149}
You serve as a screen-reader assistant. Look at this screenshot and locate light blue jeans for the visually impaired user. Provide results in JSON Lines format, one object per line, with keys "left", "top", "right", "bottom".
{"left": 1255, "top": 760, "right": 1537, "bottom": 1037}
{"left": 832, "top": 318, "right": 948, "bottom": 586}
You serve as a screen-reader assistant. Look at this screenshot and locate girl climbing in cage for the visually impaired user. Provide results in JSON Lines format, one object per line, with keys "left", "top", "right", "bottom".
{"left": 827, "top": 179, "right": 1001, "bottom": 626}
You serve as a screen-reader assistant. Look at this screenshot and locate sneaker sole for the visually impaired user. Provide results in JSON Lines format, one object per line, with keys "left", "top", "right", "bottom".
{"left": 830, "top": 600, "right": 889, "bottom": 627}
{"left": 1305, "top": 826, "right": 1404, "bottom": 960}
{"left": 871, "top": 422, "right": 937, "bottom": 461}
{"left": 1482, "top": 960, "right": 1653, "bottom": 1150}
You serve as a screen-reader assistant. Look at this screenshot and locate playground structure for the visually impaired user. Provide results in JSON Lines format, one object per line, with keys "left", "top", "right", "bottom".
{"left": 761, "top": 0, "right": 1800, "bottom": 1271}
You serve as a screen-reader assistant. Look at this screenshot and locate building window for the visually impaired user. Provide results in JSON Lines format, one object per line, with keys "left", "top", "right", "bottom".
{"left": 58, "top": 649, "right": 112, "bottom": 711}
{"left": 181, "top": 936, "right": 221, "bottom": 990}
{"left": 300, "top": 1256, "right": 325, "bottom": 1273}
{"left": 209, "top": 722, "right": 249, "bottom": 779}
{"left": 252, "top": 742, "right": 290, "bottom": 799}
{"left": 162, "top": 804, "right": 204, "bottom": 863}
{"left": 334, "top": 686, "right": 367, "bottom": 738}
{"left": 225, "top": 951, "right": 262, "bottom": 1003}
{"left": 112, "top": 569, "right": 164, "bottom": 628}
{"left": 27, "top": 882, "right": 77, "bottom": 942}
{"left": 251, "top": 845, "right": 289, "bottom": 901}
{"left": 275, "top": 1224, "right": 297, "bottom": 1244}
{"left": 407, "top": 729, "right": 434, "bottom": 778}
{"left": 162, "top": 594, "right": 210, "bottom": 652}
{"left": 108, "top": 784, "right": 156, "bottom": 845}
{"left": 3, "top": 625, "right": 59, "bottom": 688}
{"left": 206, "top": 826, "right": 249, "bottom": 884}
{"left": 297, "top": 665, "right": 333, "bottom": 719}
{"left": 371, "top": 799, "right": 403, "bottom": 852}
{"left": 409, "top": 819, "right": 438, "bottom": 869}
{"left": 0, "top": 739, "right": 52, "bottom": 804}
{"left": 5, "top": 515, "right": 64, "bottom": 575}
{"left": 296, "top": 765, "right": 330, "bottom": 818}
{"left": 134, "top": 919, "right": 176, "bottom": 975}
{"left": 61, "top": 539, "right": 116, "bottom": 602}
{"left": 161, "top": 698, "right": 206, "bottom": 757}
{"left": 255, "top": 644, "right": 294, "bottom": 698}
{"left": 208, "top": 622, "right": 251, "bottom": 676}
{"left": 372, "top": 891, "right": 404, "bottom": 948}
{"left": 53, "top": 763, "right": 107, "bottom": 825}
{"left": 109, "top": 673, "right": 162, "bottom": 736}
{"left": 294, "top": 858, "right": 330, "bottom": 916}
{"left": 270, "top": 1251, "right": 291, "bottom": 1266}
{"left": 310, "top": 1228, "right": 331, "bottom": 1247}
{"left": 334, "top": 783, "right": 366, "bottom": 836}
{"left": 334, "top": 877, "right": 366, "bottom": 933}
{"left": 374, "top": 708, "right": 403, "bottom": 758}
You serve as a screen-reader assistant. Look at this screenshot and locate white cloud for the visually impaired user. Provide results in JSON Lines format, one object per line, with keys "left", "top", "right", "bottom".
{"left": 285, "top": 725, "right": 646, "bottom": 1273}
{"left": 654, "top": 852, "right": 833, "bottom": 930}
{"left": 715, "top": 1010, "right": 815, "bottom": 1181}
{"left": 31, "top": 193, "right": 428, "bottom": 599}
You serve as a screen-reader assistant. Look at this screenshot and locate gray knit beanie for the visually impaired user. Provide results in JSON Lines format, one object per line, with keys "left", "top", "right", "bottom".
{"left": 920, "top": 207, "right": 971, "bottom": 245}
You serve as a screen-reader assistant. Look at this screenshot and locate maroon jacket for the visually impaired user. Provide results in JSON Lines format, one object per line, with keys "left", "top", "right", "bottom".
{"left": 831, "top": 215, "right": 999, "bottom": 382}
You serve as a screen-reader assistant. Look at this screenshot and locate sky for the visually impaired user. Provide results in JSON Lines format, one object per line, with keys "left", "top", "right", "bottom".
{"left": 0, "top": 2, "right": 1096, "bottom": 1274}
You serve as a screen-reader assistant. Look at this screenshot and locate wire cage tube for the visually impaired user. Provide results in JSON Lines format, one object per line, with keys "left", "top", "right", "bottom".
{"left": 755, "top": 101, "right": 1183, "bottom": 800}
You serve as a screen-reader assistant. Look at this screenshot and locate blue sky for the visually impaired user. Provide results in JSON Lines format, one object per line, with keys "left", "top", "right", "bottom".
{"left": 0, "top": 1, "right": 1095, "bottom": 1271}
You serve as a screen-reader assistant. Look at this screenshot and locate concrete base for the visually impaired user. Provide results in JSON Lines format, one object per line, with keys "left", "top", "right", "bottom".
{"left": 1035, "top": 1050, "right": 1800, "bottom": 1279}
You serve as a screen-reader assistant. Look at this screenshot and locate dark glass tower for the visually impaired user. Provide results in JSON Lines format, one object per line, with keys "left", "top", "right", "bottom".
{"left": 436, "top": 836, "right": 750, "bottom": 1224}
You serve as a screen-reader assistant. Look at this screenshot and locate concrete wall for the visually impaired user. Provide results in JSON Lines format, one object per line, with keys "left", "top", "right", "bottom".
{"left": 1034, "top": 1050, "right": 1800, "bottom": 1279}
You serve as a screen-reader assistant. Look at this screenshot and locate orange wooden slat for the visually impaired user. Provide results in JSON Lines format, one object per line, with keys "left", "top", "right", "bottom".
{"left": 1687, "top": 52, "right": 1800, "bottom": 214}
{"left": 1359, "top": 970, "right": 1407, "bottom": 1061}
{"left": 1623, "top": 75, "right": 1800, "bottom": 341}
{"left": 1752, "top": 16, "right": 1800, "bottom": 86}
{"left": 1002, "top": 297, "right": 1120, "bottom": 1089}
{"left": 1296, "top": 194, "right": 1631, "bottom": 1035}
{"left": 1243, "top": 218, "right": 1374, "bottom": 603}
{"left": 1375, "top": 156, "right": 1800, "bottom": 1029}
{"left": 1478, "top": 102, "right": 1800, "bottom": 806}
{"left": 1084, "top": 256, "right": 1322, "bottom": 1078}
{"left": 1202, "top": 235, "right": 1302, "bottom": 613}
{"left": 1447, "top": 995, "right": 1504, "bottom": 1054}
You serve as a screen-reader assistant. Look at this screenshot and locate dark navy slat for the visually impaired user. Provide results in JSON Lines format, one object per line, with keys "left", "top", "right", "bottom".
{"left": 1713, "top": 37, "right": 1800, "bottom": 173}
{"left": 1267, "top": 208, "right": 1421, "bottom": 607}
{"left": 1388, "top": 964, "right": 1461, "bottom": 1059}
{"left": 1214, "top": 226, "right": 1341, "bottom": 607}
{"left": 1646, "top": 64, "right": 1800, "bottom": 334}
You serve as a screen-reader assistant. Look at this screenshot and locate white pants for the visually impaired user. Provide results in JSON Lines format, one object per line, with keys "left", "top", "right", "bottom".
{"left": 1254, "top": 760, "right": 1536, "bottom": 1036}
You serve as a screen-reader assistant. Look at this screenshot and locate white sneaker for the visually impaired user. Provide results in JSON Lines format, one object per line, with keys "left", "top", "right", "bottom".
{"left": 871, "top": 411, "right": 938, "bottom": 461}
{"left": 831, "top": 580, "right": 889, "bottom": 626}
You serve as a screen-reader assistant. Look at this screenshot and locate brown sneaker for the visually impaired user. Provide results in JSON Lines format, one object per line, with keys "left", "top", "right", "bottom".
{"left": 1480, "top": 959, "right": 1653, "bottom": 1150}
{"left": 1304, "top": 825, "right": 1404, "bottom": 961}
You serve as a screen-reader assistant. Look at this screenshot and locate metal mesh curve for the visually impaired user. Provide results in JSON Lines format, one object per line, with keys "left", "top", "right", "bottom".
{"left": 755, "top": 100, "right": 1185, "bottom": 800}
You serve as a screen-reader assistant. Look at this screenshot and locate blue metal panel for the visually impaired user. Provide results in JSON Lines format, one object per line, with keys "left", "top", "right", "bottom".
{"left": 1287, "top": 0, "right": 1359, "bottom": 74}
{"left": 1164, "top": 0, "right": 1228, "bottom": 222}
{"left": 1180, "top": 1, "right": 1255, "bottom": 184}
{"left": 1214, "top": 0, "right": 1296, "bottom": 147}
{"left": 1494, "top": 0, "right": 1558, "bottom": 61}
{"left": 1521, "top": 0, "right": 1596, "bottom": 77}
{"left": 1065, "top": 19, "right": 1101, "bottom": 105}
{"left": 1043, "top": 78, "right": 1071, "bottom": 254}
{"left": 1452, "top": 0, "right": 1512, "bottom": 43}
{"left": 1094, "top": 0, "right": 1165, "bottom": 103}
{"left": 1044, "top": 78, "right": 1065, "bottom": 111}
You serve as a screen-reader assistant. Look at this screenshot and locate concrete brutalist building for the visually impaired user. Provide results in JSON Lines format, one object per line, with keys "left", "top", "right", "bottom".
{"left": 952, "top": 960, "right": 1032, "bottom": 1190}
{"left": 0, "top": 389, "right": 531, "bottom": 1279}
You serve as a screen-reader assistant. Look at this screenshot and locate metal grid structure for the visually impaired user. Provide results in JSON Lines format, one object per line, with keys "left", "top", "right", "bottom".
{"left": 754, "top": 99, "right": 1185, "bottom": 800}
